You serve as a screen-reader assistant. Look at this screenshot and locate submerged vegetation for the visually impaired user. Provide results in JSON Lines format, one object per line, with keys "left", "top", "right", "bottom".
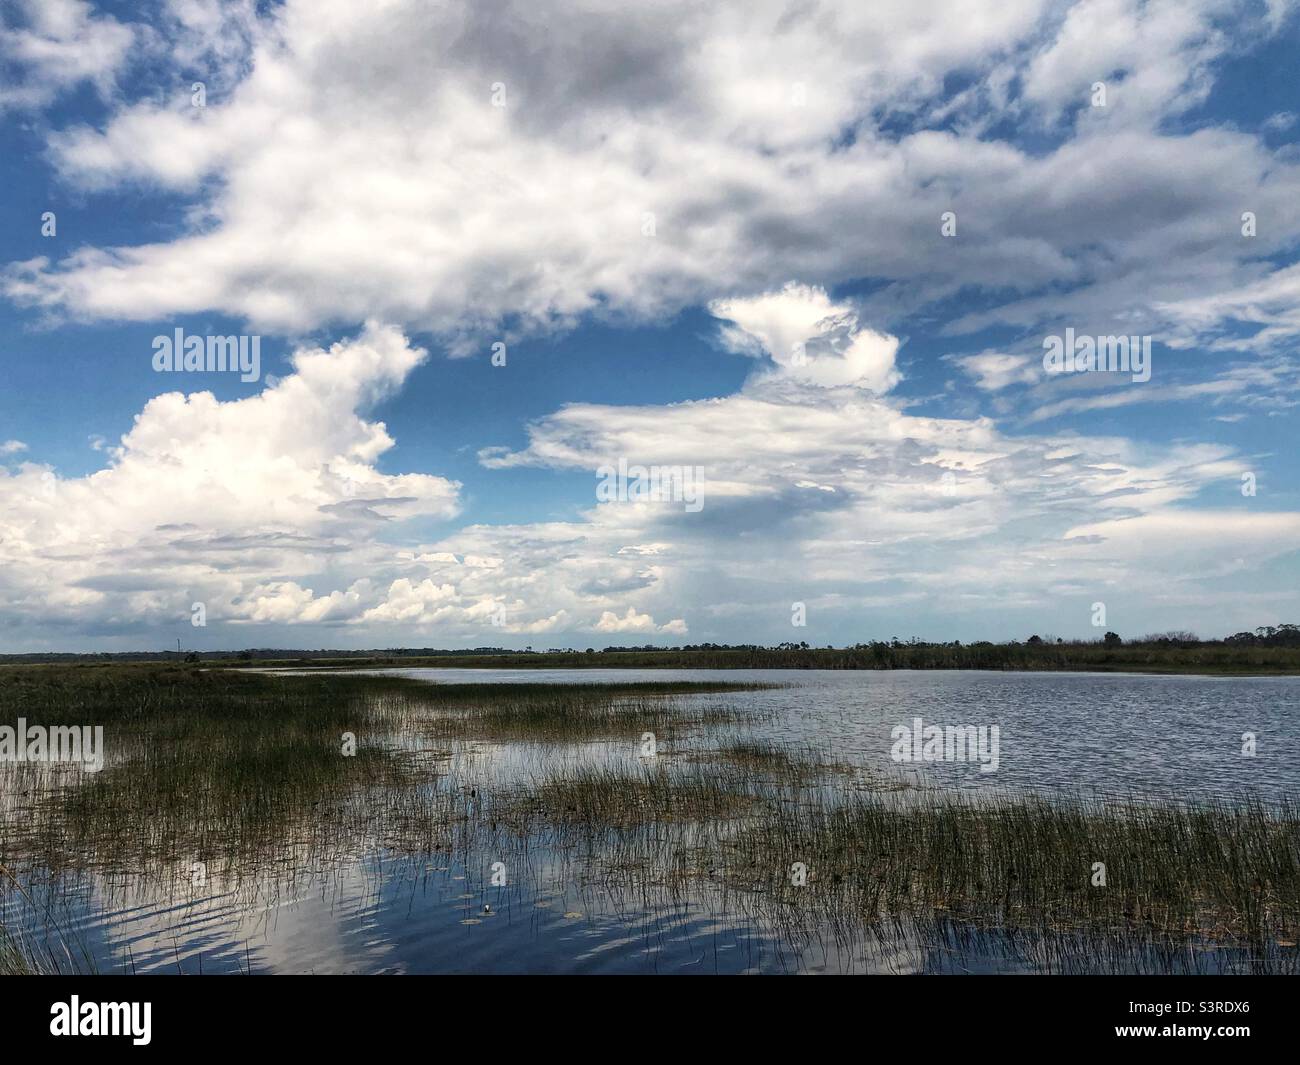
{"left": 2, "top": 664, "right": 1298, "bottom": 973}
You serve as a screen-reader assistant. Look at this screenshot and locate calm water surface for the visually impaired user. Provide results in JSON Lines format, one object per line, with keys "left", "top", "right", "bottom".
{"left": 364, "top": 667, "right": 1300, "bottom": 800}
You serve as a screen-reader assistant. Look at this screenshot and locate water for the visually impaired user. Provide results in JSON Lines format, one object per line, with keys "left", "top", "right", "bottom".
{"left": 6, "top": 669, "right": 1300, "bottom": 974}
{"left": 351, "top": 667, "right": 1300, "bottom": 802}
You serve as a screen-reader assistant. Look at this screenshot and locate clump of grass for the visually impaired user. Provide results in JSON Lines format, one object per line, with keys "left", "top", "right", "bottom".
{"left": 0, "top": 666, "right": 456, "bottom": 879}
{"left": 410, "top": 682, "right": 761, "bottom": 743}
{"left": 0, "top": 863, "right": 93, "bottom": 974}
{"left": 14, "top": 742, "right": 444, "bottom": 878}
{"left": 475, "top": 761, "right": 1300, "bottom": 962}
{"left": 0, "top": 663, "right": 409, "bottom": 730}
{"left": 0, "top": 926, "right": 41, "bottom": 975}
{"left": 717, "top": 789, "right": 1300, "bottom": 951}
{"left": 385, "top": 680, "right": 773, "bottom": 701}
{"left": 496, "top": 764, "right": 758, "bottom": 832}
{"left": 688, "top": 739, "right": 853, "bottom": 785}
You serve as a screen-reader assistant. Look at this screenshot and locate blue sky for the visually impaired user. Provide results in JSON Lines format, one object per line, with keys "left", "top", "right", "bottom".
{"left": 2, "top": 0, "right": 1299, "bottom": 652}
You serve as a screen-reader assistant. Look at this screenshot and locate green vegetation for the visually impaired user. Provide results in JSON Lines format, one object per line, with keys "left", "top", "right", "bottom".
{"left": 0, "top": 666, "right": 431, "bottom": 879}
{"left": 722, "top": 789, "right": 1300, "bottom": 949}
{"left": 411, "top": 681, "right": 761, "bottom": 742}
{"left": 362, "top": 637, "right": 1296, "bottom": 674}
{"left": 7, "top": 624, "right": 1300, "bottom": 674}
{"left": 497, "top": 763, "right": 759, "bottom": 829}
{"left": 0, "top": 666, "right": 763, "bottom": 878}
{"left": 685, "top": 738, "right": 853, "bottom": 784}
{"left": 484, "top": 765, "right": 1300, "bottom": 971}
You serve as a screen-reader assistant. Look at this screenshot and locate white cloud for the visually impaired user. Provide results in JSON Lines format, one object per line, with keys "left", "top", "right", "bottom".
{"left": 6, "top": 0, "right": 1299, "bottom": 355}
{"left": 1155, "top": 261, "right": 1300, "bottom": 354}
{"left": 1262, "top": 110, "right": 1298, "bottom": 133}
{"left": 358, "top": 579, "right": 458, "bottom": 624}
{"left": 0, "top": 323, "right": 460, "bottom": 635}
{"left": 594, "top": 607, "right": 688, "bottom": 636}
{"left": 711, "top": 283, "right": 902, "bottom": 392}
{"left": 0, "top": 0, "right": 134, "bottom": 111}
{"left": 951, "top": 351, "right": 1041, "bottom": 391}
{"left": 1018, "top": 0, "right": 1233, "bottom": 128}
{"left": 0, "top": 313, "right": 1293, "bottom": 646}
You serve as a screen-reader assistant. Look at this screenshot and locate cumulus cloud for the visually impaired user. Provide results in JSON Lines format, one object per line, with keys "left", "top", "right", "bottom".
{"left": 711, "top": 283, "right": 902, "bottom": 392}
{"left": 0, "top": 323, "right": 460, "bottom": 635}
{"left": 594, "top": 607, "right": 688, "bottom": 636}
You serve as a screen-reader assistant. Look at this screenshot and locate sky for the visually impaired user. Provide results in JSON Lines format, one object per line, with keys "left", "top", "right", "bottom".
{"left": 1, "top": 0, "right": 1299, "bottom": 653}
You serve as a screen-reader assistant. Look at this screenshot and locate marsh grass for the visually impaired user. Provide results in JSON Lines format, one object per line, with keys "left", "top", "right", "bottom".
{"left": 401, "top": 681, "right": 763, "bottom": 743}
{"left": 494, "top": 765, "right": 1300, "bottom": 962}
{"left": 687, "top": 738, "right": 855, "bottom": 785}
{"left": 0, "top": 667, "right": 762, "bottom": 888}
{"left": 0, "top": 862, "right": 93, "bottom": 975}
{"left": 0, "top": 666, "right": 452, "bottom": 877}
{"left": 0, "top": 664, "right": 397, "bottom": 730}
{"left": 495, "top": 763, "right": 759, "bottom": 832}
{"left": 727, "top": 789, "right": 1300, "bottom": 939}
{"left": 0, "top": 921, "right": 48, "bottom": 975}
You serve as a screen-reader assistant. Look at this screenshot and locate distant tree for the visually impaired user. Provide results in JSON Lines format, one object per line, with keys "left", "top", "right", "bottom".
{"left": 1140, "top": 630, "right": 1199, "bottom": 645}
{"left": 1103, "top": 631, "right": 1122, "bottom": 647}
{"left": 1027, "top": 634, "right": 1043, "bottom": 645}
{"left": 184, "top": 651, "right": 200, "bottom": 663}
